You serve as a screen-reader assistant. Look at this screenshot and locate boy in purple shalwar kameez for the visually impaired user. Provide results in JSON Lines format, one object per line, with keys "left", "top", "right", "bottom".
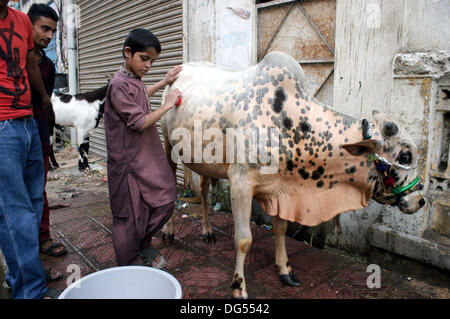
{"left": 104, "top": 29, "right": 182, "bottom": 267}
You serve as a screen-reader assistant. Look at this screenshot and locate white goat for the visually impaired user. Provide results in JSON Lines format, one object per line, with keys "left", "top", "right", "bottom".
{"left": 51, "top": 85, "right": 108, "bottom": 170}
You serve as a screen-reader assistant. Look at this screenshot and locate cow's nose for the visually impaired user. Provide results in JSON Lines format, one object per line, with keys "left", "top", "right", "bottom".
{"left": 418, "top": 198, "right": 425, "bottom": 208}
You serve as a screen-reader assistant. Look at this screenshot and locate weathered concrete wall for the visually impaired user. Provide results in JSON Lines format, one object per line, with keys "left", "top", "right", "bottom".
{"left": 332, "top": 0, "right": 450, "bottom": 259}
{"left": 184, "top": 0, "right": 255, "bottom": 67}
{"left": 184, "top": 0, "right": 217, "bottom": 63}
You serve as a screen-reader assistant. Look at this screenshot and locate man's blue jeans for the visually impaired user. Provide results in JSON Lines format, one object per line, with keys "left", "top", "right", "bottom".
{"left": 0, "top": 117, "right": 47, "bottom": 299}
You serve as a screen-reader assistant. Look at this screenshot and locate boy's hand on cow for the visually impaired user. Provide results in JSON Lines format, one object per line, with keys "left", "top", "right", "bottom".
{"left": 164, "top": 65, "right": 182, "bottom": 85}
{"left": 163, "top": 89, "right": 182, "bottom": 110}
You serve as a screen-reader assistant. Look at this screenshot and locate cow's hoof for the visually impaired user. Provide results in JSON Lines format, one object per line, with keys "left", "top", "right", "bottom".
{"left": 230, "top": 275, "right": 248, "bottom": 299}
{"left": 279, "top": 271, "right": 301, "bottom": 287}
{"left": 201, "top": 232, "right": 216, "bottom": 244}
{"left": 83, "top": 157, "right": 89, "bottom": 166}
{"left": 162, "top": 233, "right": 174, "bottom": 245}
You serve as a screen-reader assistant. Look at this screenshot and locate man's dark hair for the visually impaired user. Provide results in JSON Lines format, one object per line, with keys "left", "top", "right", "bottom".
{"left": 28, "top": 3, "right": 59, "bottom": 24}
{"left": 123, "top": 28, "right": 161, "bottom": 58}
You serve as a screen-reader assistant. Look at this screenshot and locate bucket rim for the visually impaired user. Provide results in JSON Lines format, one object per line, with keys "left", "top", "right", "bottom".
{"left": 58, "top": 265, "right": 182, "bottom": 299}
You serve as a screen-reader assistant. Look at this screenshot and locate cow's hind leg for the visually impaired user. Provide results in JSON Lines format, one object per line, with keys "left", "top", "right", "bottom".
{"left": 273, "top": 216, "right": 300, "bottom": 287}
{"left": 229, "top": 171, "right": 253, "bottom": 299}
{"left": 200, "top": 176, "right": 216, "bottom": 244}
{"left": 161, "top": 134, "right": 177, "bottom": 245}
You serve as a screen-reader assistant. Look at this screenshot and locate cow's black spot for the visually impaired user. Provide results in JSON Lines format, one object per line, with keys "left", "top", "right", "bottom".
{"left": 298, "top": 168, "right": 310, "bottom": 180}
{"left": 317, "top": 181, "right": 324, "bottom": 188}
{"left": 323, "top": 131, "right": 333, "bottom": 141}
{"left": 286, "top": 159, "right": 295, "bottom": 171}
{"left": 311, "top": 166, "right": 325, "bottom": 180}
{"left": 283, "top": 117, "right": 293, "bottom": 130}
{"left": 256, "top": 87, "right": 269, "bottom": 104}
{"left": 345, "top": 166, "right": 357, "bottom": 174}
{"left": 327, "top": 143, "right": 333, "bottom": 151}
{"left": 272, "top": 89, "right": 285, "bottom": 113}
{"left": 300, "top": 122, "right": 311, "bottom": 133}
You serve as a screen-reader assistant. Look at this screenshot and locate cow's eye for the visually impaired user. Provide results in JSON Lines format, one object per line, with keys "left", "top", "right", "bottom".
{"left": 397, "top": 151, "right": 412, "bottom": 165}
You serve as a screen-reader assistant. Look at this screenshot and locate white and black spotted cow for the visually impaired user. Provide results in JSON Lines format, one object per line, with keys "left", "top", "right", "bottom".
{"left": 52, "top": 85, "right": 107, "bottom": 170}
{"left": 160, "top": 51, "right": 425, "bottom": 299}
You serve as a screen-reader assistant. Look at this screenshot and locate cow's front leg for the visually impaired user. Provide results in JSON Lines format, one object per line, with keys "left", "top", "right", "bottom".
{"left": 273, "top": 216, "right": 301, "bottom": 287}
{"left": 200, "top": 176, "right": 215, "bottom": 243}
{"left": 229, "top": 174, "right": 253, "bottom": 299}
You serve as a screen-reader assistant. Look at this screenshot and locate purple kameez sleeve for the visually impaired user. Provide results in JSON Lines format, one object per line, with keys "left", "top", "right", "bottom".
{"left": 110, "top": 82, "right": 147, "bottom": 131}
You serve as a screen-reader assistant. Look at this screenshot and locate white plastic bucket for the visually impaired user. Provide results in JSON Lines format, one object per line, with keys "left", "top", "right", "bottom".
{"left": 58, "top": 266, "right": 182, "bottom": 299}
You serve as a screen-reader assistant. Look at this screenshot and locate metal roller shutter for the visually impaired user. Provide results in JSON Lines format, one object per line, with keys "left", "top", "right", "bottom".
{"left": 77, "top": 0, "right": 184, "bottom": 185}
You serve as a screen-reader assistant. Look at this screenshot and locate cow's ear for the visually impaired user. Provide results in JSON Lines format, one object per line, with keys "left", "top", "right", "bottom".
{"left": 341, "top": 139, "right": 381, "bottom": 156}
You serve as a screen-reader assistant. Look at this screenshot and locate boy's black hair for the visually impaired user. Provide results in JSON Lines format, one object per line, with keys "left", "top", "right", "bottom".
{"left": 123, "top": 28, "right": 161, "bottom": 58}
{"left": 28, "top": 3, "right": 59, "bottom": 23}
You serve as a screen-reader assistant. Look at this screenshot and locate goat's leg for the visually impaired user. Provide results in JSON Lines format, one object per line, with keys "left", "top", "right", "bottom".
{"left": 49, "top": 135, "right": 59, "bottom": 168}
{"left": 229, "top": 168, "right": 253, "bottom": 299}
{"left": 161, "top": 135, "right": 177, "bottom": 245}
{"left": 77, "top": 130, "right": 89, "bottom": 171}
{"left": 200, "top": 176, "right": 215, "bottom": 244}
{"left": 273, "top": 216, "right": 301, "bottom": 287}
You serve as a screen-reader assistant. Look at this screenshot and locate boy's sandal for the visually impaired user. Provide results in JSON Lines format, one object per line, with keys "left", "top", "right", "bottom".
{"left": 139, "top": 247, "right": 166, "bottom": 269}
{"left": 42, "top": 288, "right": 62, "bottom": 299}
{"left": 40, "top": 238, "right": 67, "bottom": 257}
{"left": 45, "top": 268, "right": 63, "bottom": 283}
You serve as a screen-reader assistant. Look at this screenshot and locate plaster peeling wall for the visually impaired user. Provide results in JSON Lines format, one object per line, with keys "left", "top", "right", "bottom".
{"left": 215, "top": 0, "right": 255, "bottom": 69}
{"left": 185, "top": 0, "right": 255, "bottom": 67}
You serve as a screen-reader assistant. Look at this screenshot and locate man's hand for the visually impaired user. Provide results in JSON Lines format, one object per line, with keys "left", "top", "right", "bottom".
{"left": 164, "top": 65, "right": 183, "bottom": 86}
{"left": 42, "top": 95, "right": 55, "bottom": 126}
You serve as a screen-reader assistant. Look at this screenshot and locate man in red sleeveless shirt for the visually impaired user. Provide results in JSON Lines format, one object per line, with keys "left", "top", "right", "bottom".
{"left": 0, "top": 0, "right": 57, "bottom": 299}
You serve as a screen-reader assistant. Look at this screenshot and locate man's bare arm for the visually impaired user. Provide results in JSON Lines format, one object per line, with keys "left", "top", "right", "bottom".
{"left": 26, "top": 50, "right": 55, "bottom": 124}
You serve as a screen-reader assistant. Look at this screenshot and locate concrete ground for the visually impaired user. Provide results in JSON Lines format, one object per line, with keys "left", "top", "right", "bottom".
{"left": 0, "top": 147, "right": 448, "bottom": 299}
